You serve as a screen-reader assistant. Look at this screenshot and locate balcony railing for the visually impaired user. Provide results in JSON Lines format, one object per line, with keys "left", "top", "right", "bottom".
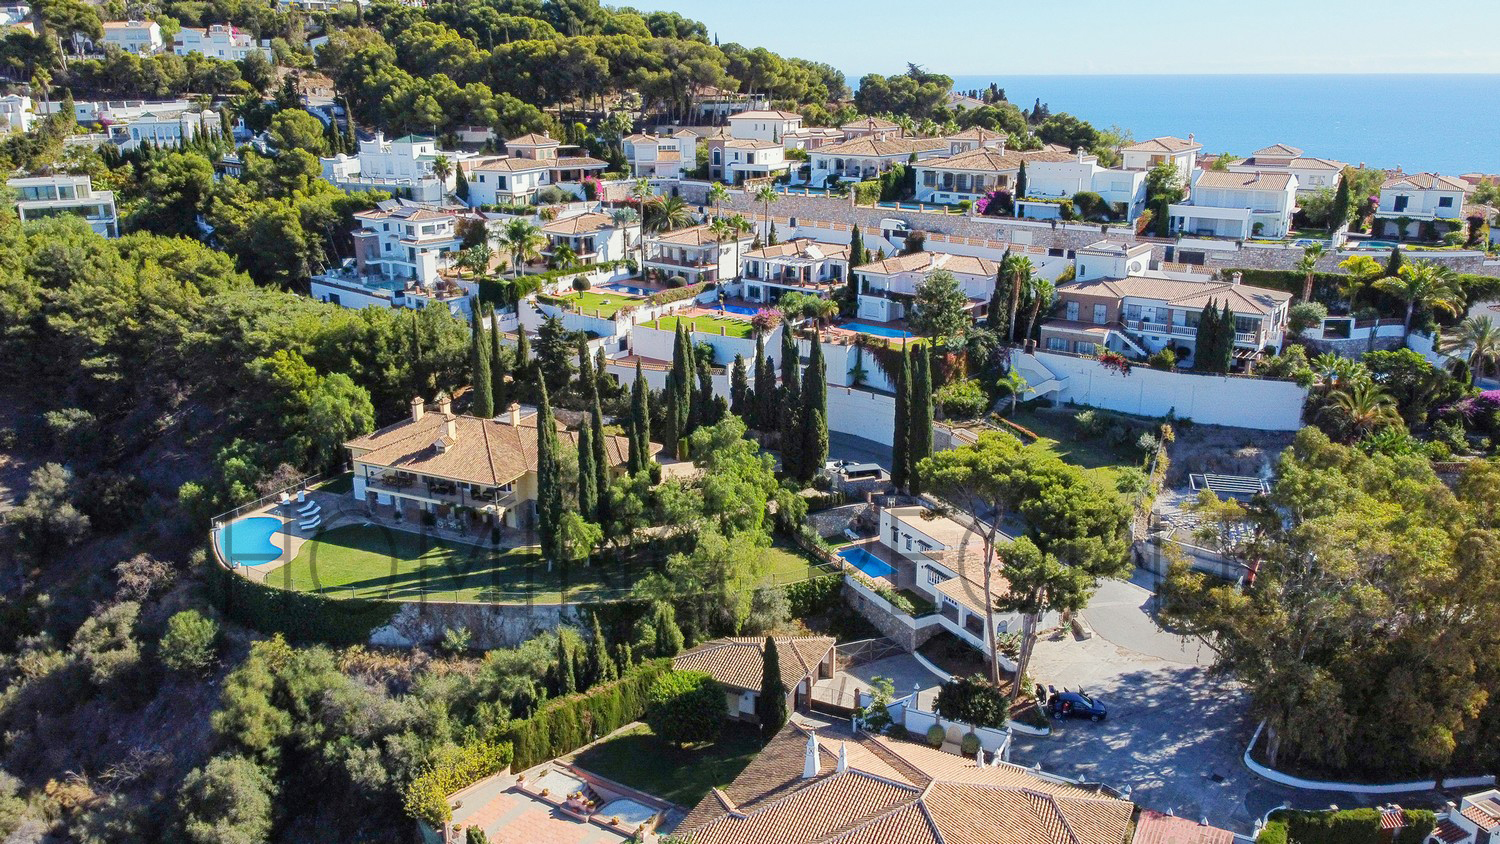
{"left": 646, "top": 254, "right": 713, "bottom": 269}
{"left": 365, "top": 474, "right": 516, "bottom": 509}
{"left": 1124, "top": 319, "right": 1261, "bottom": 345}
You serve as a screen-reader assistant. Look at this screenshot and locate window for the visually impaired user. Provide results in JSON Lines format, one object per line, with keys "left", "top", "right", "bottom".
{"left": 1065, "top": 301, "right": 1079, "bottom": 321}
{"left": 1075, "top": 341, "right": 1097, "bottom": 355}
{"left": 1394, "top": 194, "right": 1409, "bottom": 212}
{"left": 926, "top": 567, "right": 949, "bottom": 586}
{"left": 1046, "top": 336, "right": 1067, "bottom": 351}
{"left": 1125, "top": 303, "right": 1142, "bottom": 321}
{"left": 1093, "top": 304, "right": 1107, "bottom": 325}
{"left": 1439, "top": 196, "right": 1454, "bottom": 208}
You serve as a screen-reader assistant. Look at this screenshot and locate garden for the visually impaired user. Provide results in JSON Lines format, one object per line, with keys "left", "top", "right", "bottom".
{"left": 570, "top": 721, "right": 762, "bottom": 807}
{"left": 654, "top": 313, "right": 754, "bottom": 339}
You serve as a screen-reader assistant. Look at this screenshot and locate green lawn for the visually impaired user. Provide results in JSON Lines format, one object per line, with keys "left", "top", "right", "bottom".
{"left": 314, "top": 472, "right": 353, "bottom": 495}
{"left": 260, "top": 525, "right": 825, "bottom": 604}
{"left": 263, "top": 524, "right": 646, "bottom": 604}
{"left": 557, "top": 290, "right": 640, "bottom": 319}
{"left": 657, "top": 314, "right": 753, "bottom": 338}
{"left": 572, "top": 722, "right": 762, "bottom": 807}
{"left": 1002, "top": 408, "right": 1145, "bottom": 490}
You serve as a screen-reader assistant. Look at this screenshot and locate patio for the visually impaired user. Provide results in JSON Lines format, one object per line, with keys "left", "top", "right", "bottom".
{"left": 446, "top": 759, "right": 673, "bottom": 844}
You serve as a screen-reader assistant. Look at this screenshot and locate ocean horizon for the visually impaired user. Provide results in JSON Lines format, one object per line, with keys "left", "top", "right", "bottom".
{"left": 929, "top": 74, "right": 1499, "bottom": 176}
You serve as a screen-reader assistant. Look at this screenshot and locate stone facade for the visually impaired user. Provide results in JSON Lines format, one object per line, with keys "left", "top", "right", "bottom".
{"left": 1300, "top": 334, "right": 1406, "bottom": 357}
{"left": 841, "top": 579, "right": 941, "bottom": 654}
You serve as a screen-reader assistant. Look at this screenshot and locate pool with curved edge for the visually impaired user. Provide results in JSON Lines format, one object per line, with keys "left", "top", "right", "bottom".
{"left": 843, "top": 322, "right": 914, "bottom": 339}
{"left": 838, "top": 546, "right": 895, "bottom": 579}
{"left": 217, "top": 516, "right": 285, "bottom": 567}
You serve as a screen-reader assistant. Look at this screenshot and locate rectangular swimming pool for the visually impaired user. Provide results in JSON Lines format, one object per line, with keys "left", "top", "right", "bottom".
{"left": 843, "top": 322, "right": 914, "bottom": 339}
{"left": 601, "top": 283, "right": 652, "bottom": 296}
{"left": 713, "top": 304, "right": 759, "bottom": 316}
{"left": 838, "top": 546, "right": 895, "bottom": 579}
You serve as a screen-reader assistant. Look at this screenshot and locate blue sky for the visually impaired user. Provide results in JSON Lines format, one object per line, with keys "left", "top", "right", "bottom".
{"left": 644, "top": 0, "right": 1500, "bottom": 77}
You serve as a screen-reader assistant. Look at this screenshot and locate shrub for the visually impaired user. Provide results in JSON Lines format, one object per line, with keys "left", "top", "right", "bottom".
{"left": 925, "top": 724, "right": 945, "bottom": 747}
{"left": 571, "top": 276, "right": 589, "bottom": 292}
{"left": 403, "top": 740, "right": 514, "bottom": 827}
{"left": 934, "top": 378, "right": 989, "bottom": 419}
{"left": 644, "top": 670, "right": 725, "bottom": 746}
{"left": 160, "top": 610, "right": 219, "bottom": 673}
{"left": 502, "top": 660, "right": 671, "bottom": 770}
{"left": 1071, "top": 191, "right": 1110, "bottom": 221}
{"left": 933, "top": 674, "right": 1008, "bottom": 728}
{"left": 851, "top": 180, "right": 882, "bottom": 206}
{"left": 1256, "top": 820, "right": 1287, "bottom": 844}
{"left": 960, "top": 733, "right": 980, "bottom": 757}
{"left": 1288, "top": 302, "right": 1329, "bottom": 337}
{"left": 1147, "top": 348, "right": 1176, "bottom": 371}
{"left": 784, "top": 574, "right": 842, "bottom": 618}
{"left": 440, "top": 626, "right": 472, "bottom": 655}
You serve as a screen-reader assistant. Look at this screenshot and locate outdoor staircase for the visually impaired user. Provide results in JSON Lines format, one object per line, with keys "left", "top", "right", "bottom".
{"left": 1010, "top": 351, "right": 1065, "bottom": 398}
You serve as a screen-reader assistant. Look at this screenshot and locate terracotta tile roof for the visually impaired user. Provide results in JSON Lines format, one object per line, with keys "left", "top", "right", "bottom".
{"left": 944, "top": 127, "right": 1006, "bottom": 143}
{"left": 649, "top": 224, "right": 735, "bottom": 246}
{"left": 553, "top": 155, "right": 608, "bottom": 168}
{"left": 473, "top": 157, "right": 549, "bottom": 172}
{"left": 726, "top": 138, "right": 782, "bottom": 150}
{"left": 1434, "top": 819, "right": 1472, "bottom": 843}
{"left": 919, "top": 147, "right": 1021, "bottom": 173}
{"left": 623, "top": 133, "right": 654, "bottom": 143}
{"left": 1193, "top": 170, "right": 1295, "bottom": 191}
{"left": 743, "top": 238, "right": 850, "bottom": 262}
{"left": 542, "top": 212, "right": 614, "bottom": 235}
{"left": 1383, "top": 172, "right": 1470, "bottom": 192}
{"left": 1462, "top": 798, "right": 1500, "bottom": 831}
{"left": 1132, "top": 809, "right": 1236, "bottom": 844}
{"left": 345, "top": 408, "right": 647, "bottom": 487}
{"left": 1057, "top": 274, "right": 1290, "bottom": 316}
{"left": 506, "top": 133, "right": 559, "bottom": 147}
{"left": 1123, "top": 136, "right": 1202, "bottom": 153}
{"left": 817, "top": 136, "right": 949, "bottom": 158}
{"left": 854, "top": 251, "right": 1000, "bottom": 278}
{"left": 673, "top": 636, "right": 834, "bottom": 692}
{"left": 730, "top": 109, "right": 803, "bottom": 120}
{"left": 681, "top": 723, "right": 1134, "bottom": 844}
{"left": 1251, "top": 143, "right": 1303, "bottom": 158}
{"left": 842, "top": 117, "right": 899, "bottom": 131}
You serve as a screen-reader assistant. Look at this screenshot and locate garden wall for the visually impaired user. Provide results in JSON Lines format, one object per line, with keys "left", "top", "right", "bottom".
{"left": 1023, "top": 350, "right": 1308, "bottom": 431}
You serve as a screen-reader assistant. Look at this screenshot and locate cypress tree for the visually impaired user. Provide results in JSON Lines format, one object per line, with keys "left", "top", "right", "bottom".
{"left": 1216, "top": 301, "right": 1236, "bottom": 373}
{"left": 849, "top": 225, "right": 866, "bottom": 267}
{"left": 1016, "top": 160, "right": 1028, "bottom": 200}
{"left": 800, "top": 339, "right": 827, "bottom": 480}
{"left": 536, "top": 380, "right": 562, "bottom": 562}
{"left": 556, "top": 634, "right": 575, "bottom": 695}
{"left": 908, "top": 344, "right": 933, "bottom": 495}
{"left": 652, "top": 601, "right": 684, "bottom": 657}
{"left": 588, "top": 613, "right": 614, "bottom": 686}
{"left": 778, "top": 327, "right": 802, "bottom": 479}
{"left": 577, "top": 421, "right": 597, "bottom": 522}
{"left": 754, "top": 333, "right": 776, "bottom": 432}
{"left": 1193, "top": 300, "right": 1218, "bottom": 371}
{"left": 1330, "top": 174, "right": 1350, "bottom": 231}
{"left": 671, "top": 323, "right": 691, "bottom": 433}
{"left": 1386, "top": 245, "right": 1403, "bottom": 278}
{"left": 488, "top": 306, "right": 507, "bottom": 408}
{"left": 730, "top": 353, "right": 749, "bottom": 419}
{"left": 455, "top": 166, "right": 470, "bottom": 202}
{"left": 589, "top": 397, "right": 608, "bottom": 522}
{"left": 594, "top": 346, "right": 609, "bottom": 400}
{"left": 515, "top": 332, "right": 533, "bottom": 403}
{"left": 572, "top": 646, "right": 586, "bottom": 693}
{"left": 988, "top": 256, "right": 1010, "bottom": 330}
{"left": 892, "top": 345, "right": 910, "bottom": 491}
{"left": 577, "top": 337, "right": 596, "bottom": 403}
{"left": 469, "top": 303, "right": 493, "bottom": 417}
{"left": 696, "top": 359, "right": 717, "bottom": 426}
{"left": 662, "top": 376, "right": 681, "bottom": 458}
{"left": 629, "top": 361, "right": 650, "bottom": 473}
{"left": 757, "top": 637, "right": 788, "bottom": 741}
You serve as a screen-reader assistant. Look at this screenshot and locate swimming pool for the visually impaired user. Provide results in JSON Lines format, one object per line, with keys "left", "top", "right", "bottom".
{"left": 838, "top": 547, "right": 895, "bottom": 579}
{"left": 1355, "top": 240, "right": 1398, "bottom": 250}
{"left": 843, "top": 322, "right": 914, "bottom": 339}
{"left": 601, "top": 283, "right": 652, "bottom": 296}
{"left": 713, "top": 304, "right": 759, "bottom": 316}
{"left": 217, "top": 516, "right": 284, "bottom": 567}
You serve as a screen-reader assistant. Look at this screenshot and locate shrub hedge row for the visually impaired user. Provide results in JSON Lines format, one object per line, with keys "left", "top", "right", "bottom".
{"left": 784, "top": 573, "right": 842, "bottom": 618}
{"left": 1256, "top": 808, "right": 1436, "bottom": 844}
{"left": 203, "top": 548, "right": 396, "bottom": 644}
{"left": 403, "top": 739, "right": 514, "bottom": 828}
{"left": 643, "top": 280, "right": 713, "bottom": 306}
{"left": 498, "top": 658, "right": 673, "bottom": 770}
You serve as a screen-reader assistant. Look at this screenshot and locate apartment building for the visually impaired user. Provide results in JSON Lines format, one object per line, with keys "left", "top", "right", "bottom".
{"left": 8, "top": 174, "right": 118, "bottom": 237}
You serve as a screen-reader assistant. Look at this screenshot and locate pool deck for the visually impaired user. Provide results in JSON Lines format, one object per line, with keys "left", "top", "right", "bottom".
{"left": 839, "top": 538, "right": 913, "bottom": 590}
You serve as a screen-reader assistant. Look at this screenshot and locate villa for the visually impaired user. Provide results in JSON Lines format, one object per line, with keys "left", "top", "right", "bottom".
{"left": 943, "top": 127, "right": 1008, "bottom": 154}
{"left": 642, "top": 224, "right": 753, "bottom": 286}
{"left": 720, "top": 138, "right": 791, "bottom": 184}
{"left": 1168, "top": 169, "right": 1299, "bottom": 239}
{"left": 320, "top": 133, "right": 475, "bottom": 203}
{"left": 738, "top": 238, "right": 850, "bottom": 305}
{"left": 912, "top": 143, "right": 1028, "bottom": 204}
{"left": 100, "top": 20, "right": 163, "bottom": 54}
{"left": 463, "top": 133, "right": 607, "bottom": 204}
{"left": 725, "top": 109, "right": 804, "bottom": 143}
{"left": 838, "top": 117, "right": 902, "bottom": 141}
{"left": 678, "top": 720, "right": 1133, "bottom": 844}
{"left": 1429, "top": 788, "right": 1500, "bottom": 844}
{"left": 852, "top": 251, "right": 998, "bottom": 324}
{"left": 1121, "top": 135, "right": 1202, "bottom": 183}
{"left": 1039, "top": 241, "right": 1291, "bottom": 366}
{"left": 673, "top": 636, "right": 835, "bottom": 722}
{"left": 172, "top": 23, "right": 271, "bottom": 61}
{"left": 8, "top": 174, "right": 117, "bottom": 237}
{"left": 346, "top": 398, "right": 653, "bottom": 531}
{"left": 109, "top": 106, "right": 223, "bottom": 152}
{"left": 1374, "top": 172, "right": 1471, "bottom": 240}
{"left": 809, "top": 135, "right": 948, "bottom": 186}
{"left": 622, "top": 131, "right": 698, "bottom": 179}
{"left": 540, "top": 212, "right": 637, "bottom": 266}
{"left": 310, "top": 201, "right": 473, "bottom": 315}
{"left": 1015, "top": 150, "right": 1150, "bottom": 221}
{"left": 1226, "top": 143, "right": 1347, "bottom": 194}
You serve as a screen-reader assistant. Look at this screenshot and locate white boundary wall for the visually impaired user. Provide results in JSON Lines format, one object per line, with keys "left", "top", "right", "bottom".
{"left": 1023, "top": 351, "right": 1308, "bottom": 431}
{"left": 1242, "top": 721, "right": 1496, "bottom": 794}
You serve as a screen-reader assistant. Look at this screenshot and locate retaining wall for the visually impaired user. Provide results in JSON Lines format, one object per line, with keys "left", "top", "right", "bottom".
{"left": 370, "top": 601, "right": 582, "bottom": 650}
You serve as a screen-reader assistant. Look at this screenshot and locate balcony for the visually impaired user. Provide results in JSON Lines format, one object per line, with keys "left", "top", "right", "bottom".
{"left": 365, "top": 473, "right": 516, "bottom": 509}
{"left": 1124, "top": 319, "right": 1261, "bottom": 346}
{"left": 646, "top": 254, "right": 714, "bottom": 269}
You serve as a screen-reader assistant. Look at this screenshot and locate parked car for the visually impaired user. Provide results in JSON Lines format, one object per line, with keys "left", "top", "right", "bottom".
{"left": 1050, "top": 690, "right": 1107, "bottom": 721}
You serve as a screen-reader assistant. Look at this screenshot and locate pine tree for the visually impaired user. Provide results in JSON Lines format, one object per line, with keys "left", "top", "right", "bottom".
{"left": 556, "top": 634, "right": 576, "bottom": 695}
{"left": 757, "top": 637, "right": 788, "bottom": 741}
{"left": 754, "top": 333, "right": 776, "bottom": 432}
{"left": 908, "top": 344, "right": 933, "bottom": 495}
{"left": 629, "top": 361, "right": 650, "bottom": 473}
{"left": 800, "top": 339, "right": 827, "bottom": 480}
{"left": 577, "top": 421, "right": 597, "bottom": 522}
{"left": 469, "top": 303, "right": 493, "bottom": 418}
{"left": 652, "top": 601, "right": 684, "bottom": 657}
{"left": 778, "top": 327, "right": 802, "bottom": 479}
{"left": 892, "top": 345, "right": 911, "bottom": 491}
{"left": 488, "top": 306, "right": 507, "bottom": 408}
{"left": 1016, "top": 160, "right": 1028, "bottom": 200}
{"left": 536, "top": 381, "right": 562, "bottom": 562}
{"left": 730, "top": 353, "right": 749, "bottom": 419}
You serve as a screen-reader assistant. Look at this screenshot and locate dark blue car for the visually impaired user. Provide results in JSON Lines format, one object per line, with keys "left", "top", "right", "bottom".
{"left": 1050, "top": 690, "right": 1107, "bottom": 721}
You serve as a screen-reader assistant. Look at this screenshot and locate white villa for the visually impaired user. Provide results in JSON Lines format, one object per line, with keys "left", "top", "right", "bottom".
{"left": 1015, "top": 151, "right": 1150, "bottom": 221}
{"left": 725, "top": 109, "right": 803, "bottom": 143}
{"left": 321, "top": 133, "right": 477, "bottom": 203}
{"left": 912, "top": 144, "right": 1023, "bottom": 204}
{"left": 539, "top": 212, "right": 636, "bottom": 267}
{"left": 852, "top": 251, "right": 998, "bottom": 324}
{"left": 172, "top": 24, "right": 271, "bottom": 61}
{"left": 720, "top": 138, "right": 790, "bottom": 184}
{"left": 1039, "top": 241, "right": 1291, "bottom": 366}
{"left": 101, "top": 20, "right": 163, "bottom": 54}
{"left": 738, "top": 238, "right": 850, "bottom": 305}
{"left": 110, "top": 107, "right": 223, "bottom": 152}
{"left": 838, "top": 117, "right": 901, "bottom": 141}
{"left": 642, "top": 224, "right": 752, "bottom": 286}
{"left": 808, "top": 136, "right": 948, "bottom": 186}
{"left": 673, "top": 636, "right": 835, "bottom": 722}
{"left": 0, "top": 94, "right": 31, "bottom": 132}
{"left": 1121, "top": 135, "right": 1202, "bottom": 183}
{"left": 1375, "top": 172, "right": 1470, "bottom": 239}
{"left": 8, "top": 174, "right": 117, "bottom": 237}
{"left": 1169, "top": 169, "right": 1299, "bottom": 239}
{"left": 1429, "top": 788, "right": 1500, "bottom": 844}
{"left": 1226, "top": 143, "right": 1346, "bottom": 194}
{"left": 462, "top": 133, "right": 607, "bottom": 205}
{"left": 310, "top": 201, "right": 472, "bottom": 315}
{"left": 622, "top": 131, "right": 698, "bottom": 179}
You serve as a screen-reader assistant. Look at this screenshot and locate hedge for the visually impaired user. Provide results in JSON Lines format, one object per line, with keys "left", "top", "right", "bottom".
{"left": 642, "top": 280, "right": 713, "bottom": 306}
{"left": 785, "top": 573, "right": 842, "bottom": 618}
{"left": 403, "top": 739, "right": 514, "bottom": 827}
{"left": 203, "top": 548, "right": 396, "bottom": 645}
{"left": 1257, "top": 808, "right": 1436, "bottom": 844}
{"left": 499, "top": 658, "right": 672, "bottom": 770}
{"left": 1222, "top": 266, "right": 1500, "bottom": 304}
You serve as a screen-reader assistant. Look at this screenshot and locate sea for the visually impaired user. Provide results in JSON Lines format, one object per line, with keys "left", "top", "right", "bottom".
{"left": 945, "top": 74, "right": 1500, "bottom": 176}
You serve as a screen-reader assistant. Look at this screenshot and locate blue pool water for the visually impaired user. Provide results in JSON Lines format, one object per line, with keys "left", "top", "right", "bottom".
{"left": 1354, "top": 241, "right": 1398, "bottom": 250}
{"left": 713, "top": 304, "right": 759, "bottom": 316}
{"left": 843, "top": 322, "right": 914, "bottom": 339}
{"left": 601, "top": 283, "right": 652, "bottom": 296}
{"left": 217, "top": 516, "right": 284, "bottom": 567}
{"left": 838, "top": 547, "right": 895, "bottom": 579}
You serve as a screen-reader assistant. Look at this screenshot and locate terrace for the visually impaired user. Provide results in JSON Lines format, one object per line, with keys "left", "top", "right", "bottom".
{"left": 542, "top": 289, "right": 645, "bottom": 320}
{"left": 652, "top": 312, "right": 755, "bottom": 339}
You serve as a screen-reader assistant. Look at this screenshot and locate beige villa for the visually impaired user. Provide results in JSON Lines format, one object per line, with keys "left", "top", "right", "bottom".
{"left": 346, "top": 396, "right": 654, "bottom": 531}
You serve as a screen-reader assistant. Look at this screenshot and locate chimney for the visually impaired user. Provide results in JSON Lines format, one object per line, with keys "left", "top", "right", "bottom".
{"left": 1077, "top": 150, "right": 1086, "bottom": 163}
{"left": 997, "top": 139, "right": 1006, "bottom": 156}
{"left": 1231, "top": 272, "right": 1243, "bottom": 286}
{"left": 837, "top": 743, "right": 848, "bottom": 773}
{"left": 410, "top": 396, "right": 425, "bottom": 422}
{"left": 508, "top": 402, "right": 522, "bottom": 426}
{"left": 445, "top": 416, "right": 457, "bottom": 442}
{"left": 802, "top": 731, "right": 821, "bottom": 779}
{"left": 1188, "top": 133, "right": 1195, "bottom": 143}
{"left": 437, "top": 393, "right": 452, "bottom": 416}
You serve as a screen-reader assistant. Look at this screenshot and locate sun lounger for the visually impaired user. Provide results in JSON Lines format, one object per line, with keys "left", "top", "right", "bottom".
{"left": 297, "top": 500, "right": 320, "bottom": 516}
{"left": 299, "top": 515, "right": 321, "bottom": 531}
{"left": 844, "top": 528, "right": 860, "bottom": 541}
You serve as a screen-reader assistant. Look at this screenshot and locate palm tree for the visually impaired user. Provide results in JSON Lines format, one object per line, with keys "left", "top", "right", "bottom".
{"left": 645, "top": 194, "right": 692, "bottom": 233}
{"left": 1320, "top": 381, "right": 1401, "bottom": 439}
{"left": 707, "top": 181, "right": 730, "bottom": 221}
{"left": 754, "top": 184, "right": 778, "bottom": 243}
{"left": 1442, "top": 316, "right": 1500, "bottom": 380}
{"left": 999, "top": 368, "right": 1033, "bottom": 416}
{"left": 727, "top": 214, "right": 752, "bottom": 277}
{"left": 612, "top": 207, "right": 642, "bottom": 274}
{"left": 1006, "top": 256, "right": 1035, "bottom": 343}
{"left": 1336, "top": 255, "right": 1385, "bottom": 309}
{"left": 1373, "top": 260, "right": 1462, "bottom": 337}
{"left": 430, "top": 154, "right": 453, "bottom": 187}
{"left": 501, "top": 218, "right": 543, "bottom": 279}
{"left": 1022, "top": 277, "right": 1056, "bottom": 342}
{"left": 1296, "top": 242, "right": 1325, "bottom": 302}
{"left": 631, "top": 177, "right": 652, "bottom": 206}
{"left": 550, "top": 241, "right": 578, "bottom": 270}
